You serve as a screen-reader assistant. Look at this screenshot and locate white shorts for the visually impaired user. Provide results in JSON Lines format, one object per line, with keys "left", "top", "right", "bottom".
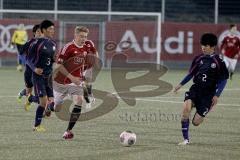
{"left": 223, "top": 55, "right": 238, "bottom": 72}
{"left": 53, "top": 81, "right": 83, "bottom": 105}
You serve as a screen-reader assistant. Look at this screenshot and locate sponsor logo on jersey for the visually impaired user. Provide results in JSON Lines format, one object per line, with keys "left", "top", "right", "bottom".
{"left": 211, "top": 63, "right": 216, "bottom": 68}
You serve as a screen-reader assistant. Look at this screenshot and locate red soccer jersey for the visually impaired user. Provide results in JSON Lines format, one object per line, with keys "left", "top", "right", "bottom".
{"left": 220, "top": 34, "right": 240, "bottom": 58}
{"left": 54, "top": 40, "right": 96, "bottom": 84}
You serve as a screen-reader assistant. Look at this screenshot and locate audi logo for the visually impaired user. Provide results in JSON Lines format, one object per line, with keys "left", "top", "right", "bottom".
{"left": 0, "top": 24, "right": 33, "bottom": 53}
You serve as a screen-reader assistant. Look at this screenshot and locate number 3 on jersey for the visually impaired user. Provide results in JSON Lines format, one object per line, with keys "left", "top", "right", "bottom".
{"left": 46, "top": 58, "right": 51, "bottom": 66}
{"left": 202, "top": 74, "right": 207, "bottom": 82}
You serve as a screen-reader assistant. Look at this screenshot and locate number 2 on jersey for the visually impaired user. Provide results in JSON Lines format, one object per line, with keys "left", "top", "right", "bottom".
{"left": 202, "top": 74, "right": 207, "bottom": 82}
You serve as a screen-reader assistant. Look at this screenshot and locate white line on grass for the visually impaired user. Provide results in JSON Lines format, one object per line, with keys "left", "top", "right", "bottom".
{"left": 111, "top": 88, "right": 240, "bottom": 95}
{"left": 2, "top": 94, "right": 240, "bottom": 107}
{"left": 115, "top": 96, "right": 240, "bottom": 107}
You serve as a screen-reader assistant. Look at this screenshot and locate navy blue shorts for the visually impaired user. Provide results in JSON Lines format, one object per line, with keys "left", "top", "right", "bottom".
{"left": 24, "top": 64, "right": 33, "bottom": 88}
{"left": 33, "top": 73, "right": 53, "bottom": 98}
{"left": 184, "top": 84, "right": 215, "bottom": 117}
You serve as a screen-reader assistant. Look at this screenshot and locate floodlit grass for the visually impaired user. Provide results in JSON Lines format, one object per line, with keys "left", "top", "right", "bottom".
{"left": 0, "top": 67, "right": 239, "bottom": 160}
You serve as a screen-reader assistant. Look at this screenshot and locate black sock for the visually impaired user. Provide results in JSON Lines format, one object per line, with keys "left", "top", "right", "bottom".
{"left": 35, "top": 105, "right": 45, "bottom": 127}
{"left": 67, "top": 105, "right": 82, "bottom": 131}
{"left": 28, "top": 95, "right": 39, "bottom": 103}
{"left": 86, "top": 85, "right": 92, "bottom": 95}
{"left": 83, "top": 87, "right": 90, "bottom": 103}
{"left": 20, "top": 89, "right": 27, "bottom": 96}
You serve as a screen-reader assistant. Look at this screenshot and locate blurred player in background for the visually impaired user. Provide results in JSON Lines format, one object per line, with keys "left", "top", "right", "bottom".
{"left": 46, "top": 26, "right": 97, "bottom": 139}
{"left": 17, "top": 24, "right": 43, "bottom": 111}
{"left": 220, "top": 24, "right": 240, "bottom": 80}
{"left": 83, "top": 39, "right": 99, "bottom": 109}
{"left": 11, "top": 23, "right": 28, "bottom": 72}
{"left": 26, "top": 20, "right": 56, "bottom": 132}
{"left": 174, "top": 33, "right": 229, "bottom": 145}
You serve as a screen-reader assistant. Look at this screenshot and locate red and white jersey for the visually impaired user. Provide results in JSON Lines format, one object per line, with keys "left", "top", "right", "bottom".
{"left": 220, "top": 34, "right": 240, "bottom": 58}
{"left": 54, "top": 40, "right": 97, "bottom": 84}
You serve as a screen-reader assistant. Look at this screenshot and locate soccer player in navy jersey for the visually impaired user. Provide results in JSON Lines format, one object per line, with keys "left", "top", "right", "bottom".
{"left": 17, "top": 24, "right": 42, "bottom": 111}
{"left": 174, "top": 33, "right": 229, "bottom": 145}
{"left": 26, "top": 20, "right": 56, "bottom": 132}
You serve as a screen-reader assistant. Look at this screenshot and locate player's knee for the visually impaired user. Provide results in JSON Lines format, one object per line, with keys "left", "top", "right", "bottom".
{"left": 182, "top": 104, "right": 191, "bottom": 117}
{"left": 39, "top": 99, "right": 48, "bottom": 107}
{"left": 40, "top": 103, "right": 47, "bottom": 108}
{"left": 192, "top": 121, "right": 200, "bottom": 126}
{"left": 73, "top": 96, "right": 83, "bottom": 106}
{"left": 192, "top": 116, "right": 203, "bottom": 126}
{"left": 183, "top": 106, "right": 191, "bottom": 113}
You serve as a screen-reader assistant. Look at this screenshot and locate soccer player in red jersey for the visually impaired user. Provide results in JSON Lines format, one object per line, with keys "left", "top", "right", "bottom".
{"left": 46, "top": 26, "right": 97, "bottom": 139}
{"left": 220, "top": 24, "right": 240, "bottom": 80}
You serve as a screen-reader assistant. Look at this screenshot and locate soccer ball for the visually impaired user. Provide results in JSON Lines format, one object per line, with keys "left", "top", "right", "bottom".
{"left": 119, "top": 131, "right": 136, "bottom": 147}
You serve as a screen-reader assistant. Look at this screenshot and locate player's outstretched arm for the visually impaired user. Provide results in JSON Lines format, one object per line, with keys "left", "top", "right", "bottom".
{"left": 55, "top": 63, "right": 81, "bottom": 85}
{"left": 174, "top": 73, "right": 193, "bottom": 93}
{"left": 173, "top": 84, "right": 182, "bottom": 93}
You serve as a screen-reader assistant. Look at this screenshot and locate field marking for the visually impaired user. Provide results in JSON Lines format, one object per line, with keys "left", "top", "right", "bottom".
{"left": 116, "top": 97, "right": 240, "bottom": 107}
{"left": 1, "top": 94, "right": 240, "bottom": 107}
{"left": 111, "top": 88, "right": 240, "bottom": 95}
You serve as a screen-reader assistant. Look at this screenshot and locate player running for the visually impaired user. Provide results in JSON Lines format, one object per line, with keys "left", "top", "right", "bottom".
{"left": 17, "top": 24, "right": 42, "bottom": 111}
{"left": 46, "top": 26, "right": 97, "bottom": 139}
{"left": 174, "top": 33, "right": 229, "bottom": 145}
{"left": 220, "top": 24, "right": 240, "bottom": 80}
{"left": 26, "top": 20, "right": 56, "bottom": 132}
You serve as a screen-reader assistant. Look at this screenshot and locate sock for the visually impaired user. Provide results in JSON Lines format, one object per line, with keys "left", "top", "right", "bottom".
{"left": 181, "top": 119, "right": 189, "bottom": 140}
{"left": 20, "top": 89, "right": 27, "bottom": 96}
{"left": 67, "top": 105, "right": 82, "bottom": 131}
{"left": 34, "top": 105, "right": 45, "bottom": 127}
{"left": 83, "top": 87, "right": 90, "bottom": 103}
{"left": 28, "top": 95, "right": 39, "bottom": 103}
{"left": 86, "top": 85, "right": 92, "bottom": 95}
{"left": 47, "top": 102, "right": 55, "bottom": 111}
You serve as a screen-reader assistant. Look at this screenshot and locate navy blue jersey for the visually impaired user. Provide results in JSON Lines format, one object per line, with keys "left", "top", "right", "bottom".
{"left": 189, "top": 53, "right": 229, "bottom": 89}
{"left": 26, "top": 38, "right": 56, "bottom": 75}
{"left": 21, "top": 38, "right": 37, "bottom": 55}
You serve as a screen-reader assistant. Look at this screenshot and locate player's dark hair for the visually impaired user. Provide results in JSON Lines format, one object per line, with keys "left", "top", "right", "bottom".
{"left": 200, "top": 33, "right": 217, "bottom": 47}
{"left": 40, "top": 20, "right": 54, "bottom": 32}
{"left": 230, "top": 24, "right": 236, "bottom": 29}
{"left": 32, "top": 24, "right": 40, "bottom": 33}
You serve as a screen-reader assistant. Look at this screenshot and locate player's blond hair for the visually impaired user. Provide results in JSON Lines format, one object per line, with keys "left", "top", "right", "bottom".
{"left": 75, "top": 26, "right": 89, "bottom": 34}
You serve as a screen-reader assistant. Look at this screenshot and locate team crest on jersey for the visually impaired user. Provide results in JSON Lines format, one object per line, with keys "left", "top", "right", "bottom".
{"left": 200, "top": 60, "right": 203, "bottom": 64}
{"left": 211, "top": 63, "right": 216, "bottom": 68}
{"left": 83, "top": 51, "right": 87, "bottom": 56}
{"left": 219, "top": 54, "right": 223, "bottom": 59}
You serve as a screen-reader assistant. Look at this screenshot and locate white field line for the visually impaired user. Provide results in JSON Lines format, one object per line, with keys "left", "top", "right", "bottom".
{"left": 1, "top": 92, "right": 240, "bottom": 107}
{"left": 115, "top": 96, "right": 240, "bottom": 107}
